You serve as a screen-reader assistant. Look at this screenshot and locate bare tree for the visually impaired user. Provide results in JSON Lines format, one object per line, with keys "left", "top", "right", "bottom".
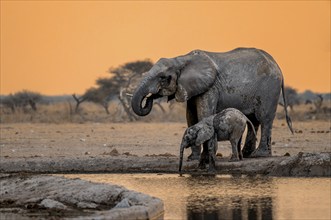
{"left": 72, "top": 94, "right": 87, "bottom": 113}
{"left": 314, "top": 94, "right": 323, "bottom": 112}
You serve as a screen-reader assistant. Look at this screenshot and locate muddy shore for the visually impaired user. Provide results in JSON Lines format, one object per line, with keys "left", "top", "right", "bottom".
{"left": 1, "top": 152, "right": 330, "bottom": 177}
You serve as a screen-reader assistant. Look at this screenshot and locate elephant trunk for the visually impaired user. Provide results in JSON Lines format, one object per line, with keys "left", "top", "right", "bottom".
{"left": 179, "top": 143, "right": 185, "bottom": 173}
{"left": 131, "top": 82, "right": 154, "bottom": 116}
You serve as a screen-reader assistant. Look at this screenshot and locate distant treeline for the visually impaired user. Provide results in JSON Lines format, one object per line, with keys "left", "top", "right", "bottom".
{"left": 1, "top": 89, "right": 329, "bottom": 111}
{"left": 0, "top": 59, "right": 330, "bottom": 121}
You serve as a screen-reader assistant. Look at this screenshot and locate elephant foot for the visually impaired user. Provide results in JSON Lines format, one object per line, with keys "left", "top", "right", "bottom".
{"left": 187, "top": 153, "right": 200, "bottom": 161}
{"left": 250, "top": 148, "right": 271, "bottom": 158}
{"left": 198, "top": 150, "right": 209, "bottom": 169}
{"left": 239, "top": 151, "right": 243, "bottom": 160}
{"left": 242, "top": 146, "right": 256, "bottom": 158}
{"left": 198, "top": 160, "right": 206, "bottom": 170}
{"left": 228, "top": 155, "right": 240, "bottom": 162}
{"left": 208, "top": 165, "right": 216, "bottom": 173}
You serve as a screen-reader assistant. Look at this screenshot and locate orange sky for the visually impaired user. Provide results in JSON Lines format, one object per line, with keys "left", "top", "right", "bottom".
{"left": 1, "top": 1, "right": 330, "bottom": 95}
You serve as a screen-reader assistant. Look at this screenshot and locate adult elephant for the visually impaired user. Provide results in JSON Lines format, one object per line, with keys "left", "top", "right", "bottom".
{"left": 131, "top": 48, "right": 293, "bottom": 160}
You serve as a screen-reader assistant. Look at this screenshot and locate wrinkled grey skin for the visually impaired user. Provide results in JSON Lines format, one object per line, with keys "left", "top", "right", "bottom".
{"left": 131, "top": 48, "right": 293, "bottom": 159}
{"left": 179, "top": 108, "right": 257, "bottom": 172}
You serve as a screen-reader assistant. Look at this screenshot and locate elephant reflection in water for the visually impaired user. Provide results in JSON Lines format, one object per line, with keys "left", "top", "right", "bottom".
{"left": 187, "top": 197, "right": 273, "bottom": 220}
{"left": 185, "top": 175, "right": 273, "bottom": 220}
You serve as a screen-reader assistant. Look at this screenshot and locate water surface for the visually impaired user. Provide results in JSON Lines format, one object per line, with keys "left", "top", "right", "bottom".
{"left": 64, "top": 174, "right": 331, "bottom": 220}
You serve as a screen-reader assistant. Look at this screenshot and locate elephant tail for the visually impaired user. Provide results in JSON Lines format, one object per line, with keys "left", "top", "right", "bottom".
{"left": 281, "top": 79, "right": 294, "bottom": 134}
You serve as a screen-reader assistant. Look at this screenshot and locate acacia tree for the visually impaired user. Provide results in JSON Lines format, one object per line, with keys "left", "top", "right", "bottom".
{"left": 73, "top": 60, "right": 154, "bottom": 119}
{"left": 1, "top": 90, "right": 42, "bottom": 112}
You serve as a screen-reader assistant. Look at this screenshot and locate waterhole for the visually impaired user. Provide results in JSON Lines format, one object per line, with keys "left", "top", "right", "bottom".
{"left": 64, "top": 174, "right": 330, "bottom": 220}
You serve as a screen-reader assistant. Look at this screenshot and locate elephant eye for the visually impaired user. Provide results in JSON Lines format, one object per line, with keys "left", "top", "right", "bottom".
{"left": 160, "top": 75, "right": 172, "bottom": 85}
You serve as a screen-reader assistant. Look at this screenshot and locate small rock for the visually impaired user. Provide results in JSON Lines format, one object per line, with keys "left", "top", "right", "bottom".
{"left": 80, "top": 138, "right": 86, "bottom": 142}
{"left": 114, "top": 198, "right": 131, "bottom": 209}
{"left": 123, "top": 152, "right": 136, "bottom": 156}
{"left": 109, "top": 149, "right": 119, "bottom": 156}
{"left": 85, "top": 152, "right": 90, "bottom": 155}
{"left": 77, "top": 202, "right": 98, "bottom": 209}
{"left": 39, "top": 199, "right": 67, "bottom": 210}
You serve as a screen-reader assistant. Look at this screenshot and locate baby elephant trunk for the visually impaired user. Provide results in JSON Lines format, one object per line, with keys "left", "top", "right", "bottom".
{"left": 179, "top": 143, "right": 186, "bottom": 173}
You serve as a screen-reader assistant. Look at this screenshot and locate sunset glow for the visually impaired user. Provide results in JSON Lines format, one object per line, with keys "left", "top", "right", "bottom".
{"left": 1, "top": 1, "right": 330, "bottom": 95}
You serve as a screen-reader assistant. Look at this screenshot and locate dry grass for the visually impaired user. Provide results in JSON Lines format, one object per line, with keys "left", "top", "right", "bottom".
{"left": 276, "top": 100, "right": 331, "bottom": 121}
{"left": 0, "top": 100, "right": 330, "bottom": 124}
{"left": 0, "top": 101, "right": 187, "bottom": 124}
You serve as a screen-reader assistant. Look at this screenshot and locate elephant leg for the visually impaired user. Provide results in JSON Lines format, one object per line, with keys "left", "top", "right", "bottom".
{"left": 186, "top": 99, "right": 201, "bottom": 161}
{"left": 229, "top": 139, "right": 240, "bottom": 162}
{"left": 195, "top": 92, "right": 218, "bottom": 163}
{"left": 200, "top": 139, "right": 218, "bottom": 165}
{"left": 242, "top": 114, "right": 260, "bottom": 158}
{"left": 207, "top": 136, "right": 217, "bottom": 172}
{"left": 251, "top": 120, "right": 273, "bottom": 157}
{"left": 198, "top": 143, "right": 208, "bottom": 169}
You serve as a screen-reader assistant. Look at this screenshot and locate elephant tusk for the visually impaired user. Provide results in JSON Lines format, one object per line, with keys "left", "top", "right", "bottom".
{"left": 146, "top": 93, "right": 153, "bottom": 98}
{"left": 126, "top": 93, "right": 133, "bottom": 97}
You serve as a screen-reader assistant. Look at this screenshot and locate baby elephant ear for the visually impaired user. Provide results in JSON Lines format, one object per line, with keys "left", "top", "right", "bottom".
{"left": 175, "top": 54, "right": 217, "bottom": 102}
{"left": 196, "top": 125, "right": 214, "bottom": 146}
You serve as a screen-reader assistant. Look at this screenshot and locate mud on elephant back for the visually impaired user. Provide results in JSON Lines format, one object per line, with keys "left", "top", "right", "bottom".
{"left": 131, "top": 48, "right": 293, "bottom": 159}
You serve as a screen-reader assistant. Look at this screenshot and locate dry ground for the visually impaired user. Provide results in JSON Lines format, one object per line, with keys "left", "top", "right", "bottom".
{"left": 1, "top": 119, "right": 330, "bottom": 160}
{"left": 0, "top": 119, "right": 330, "bottom": 219}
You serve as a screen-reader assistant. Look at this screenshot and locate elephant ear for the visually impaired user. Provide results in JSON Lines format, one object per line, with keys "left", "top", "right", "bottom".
{"left": 195, "top": 124, "right": 214, "bottom": 146}
{"left": 175, "top": 54, "right": 217, "bottom": 102}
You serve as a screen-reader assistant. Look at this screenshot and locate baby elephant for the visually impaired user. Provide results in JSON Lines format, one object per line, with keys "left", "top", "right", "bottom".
{"left": 179, "top": 108, "right": 256, "bottom": 172}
